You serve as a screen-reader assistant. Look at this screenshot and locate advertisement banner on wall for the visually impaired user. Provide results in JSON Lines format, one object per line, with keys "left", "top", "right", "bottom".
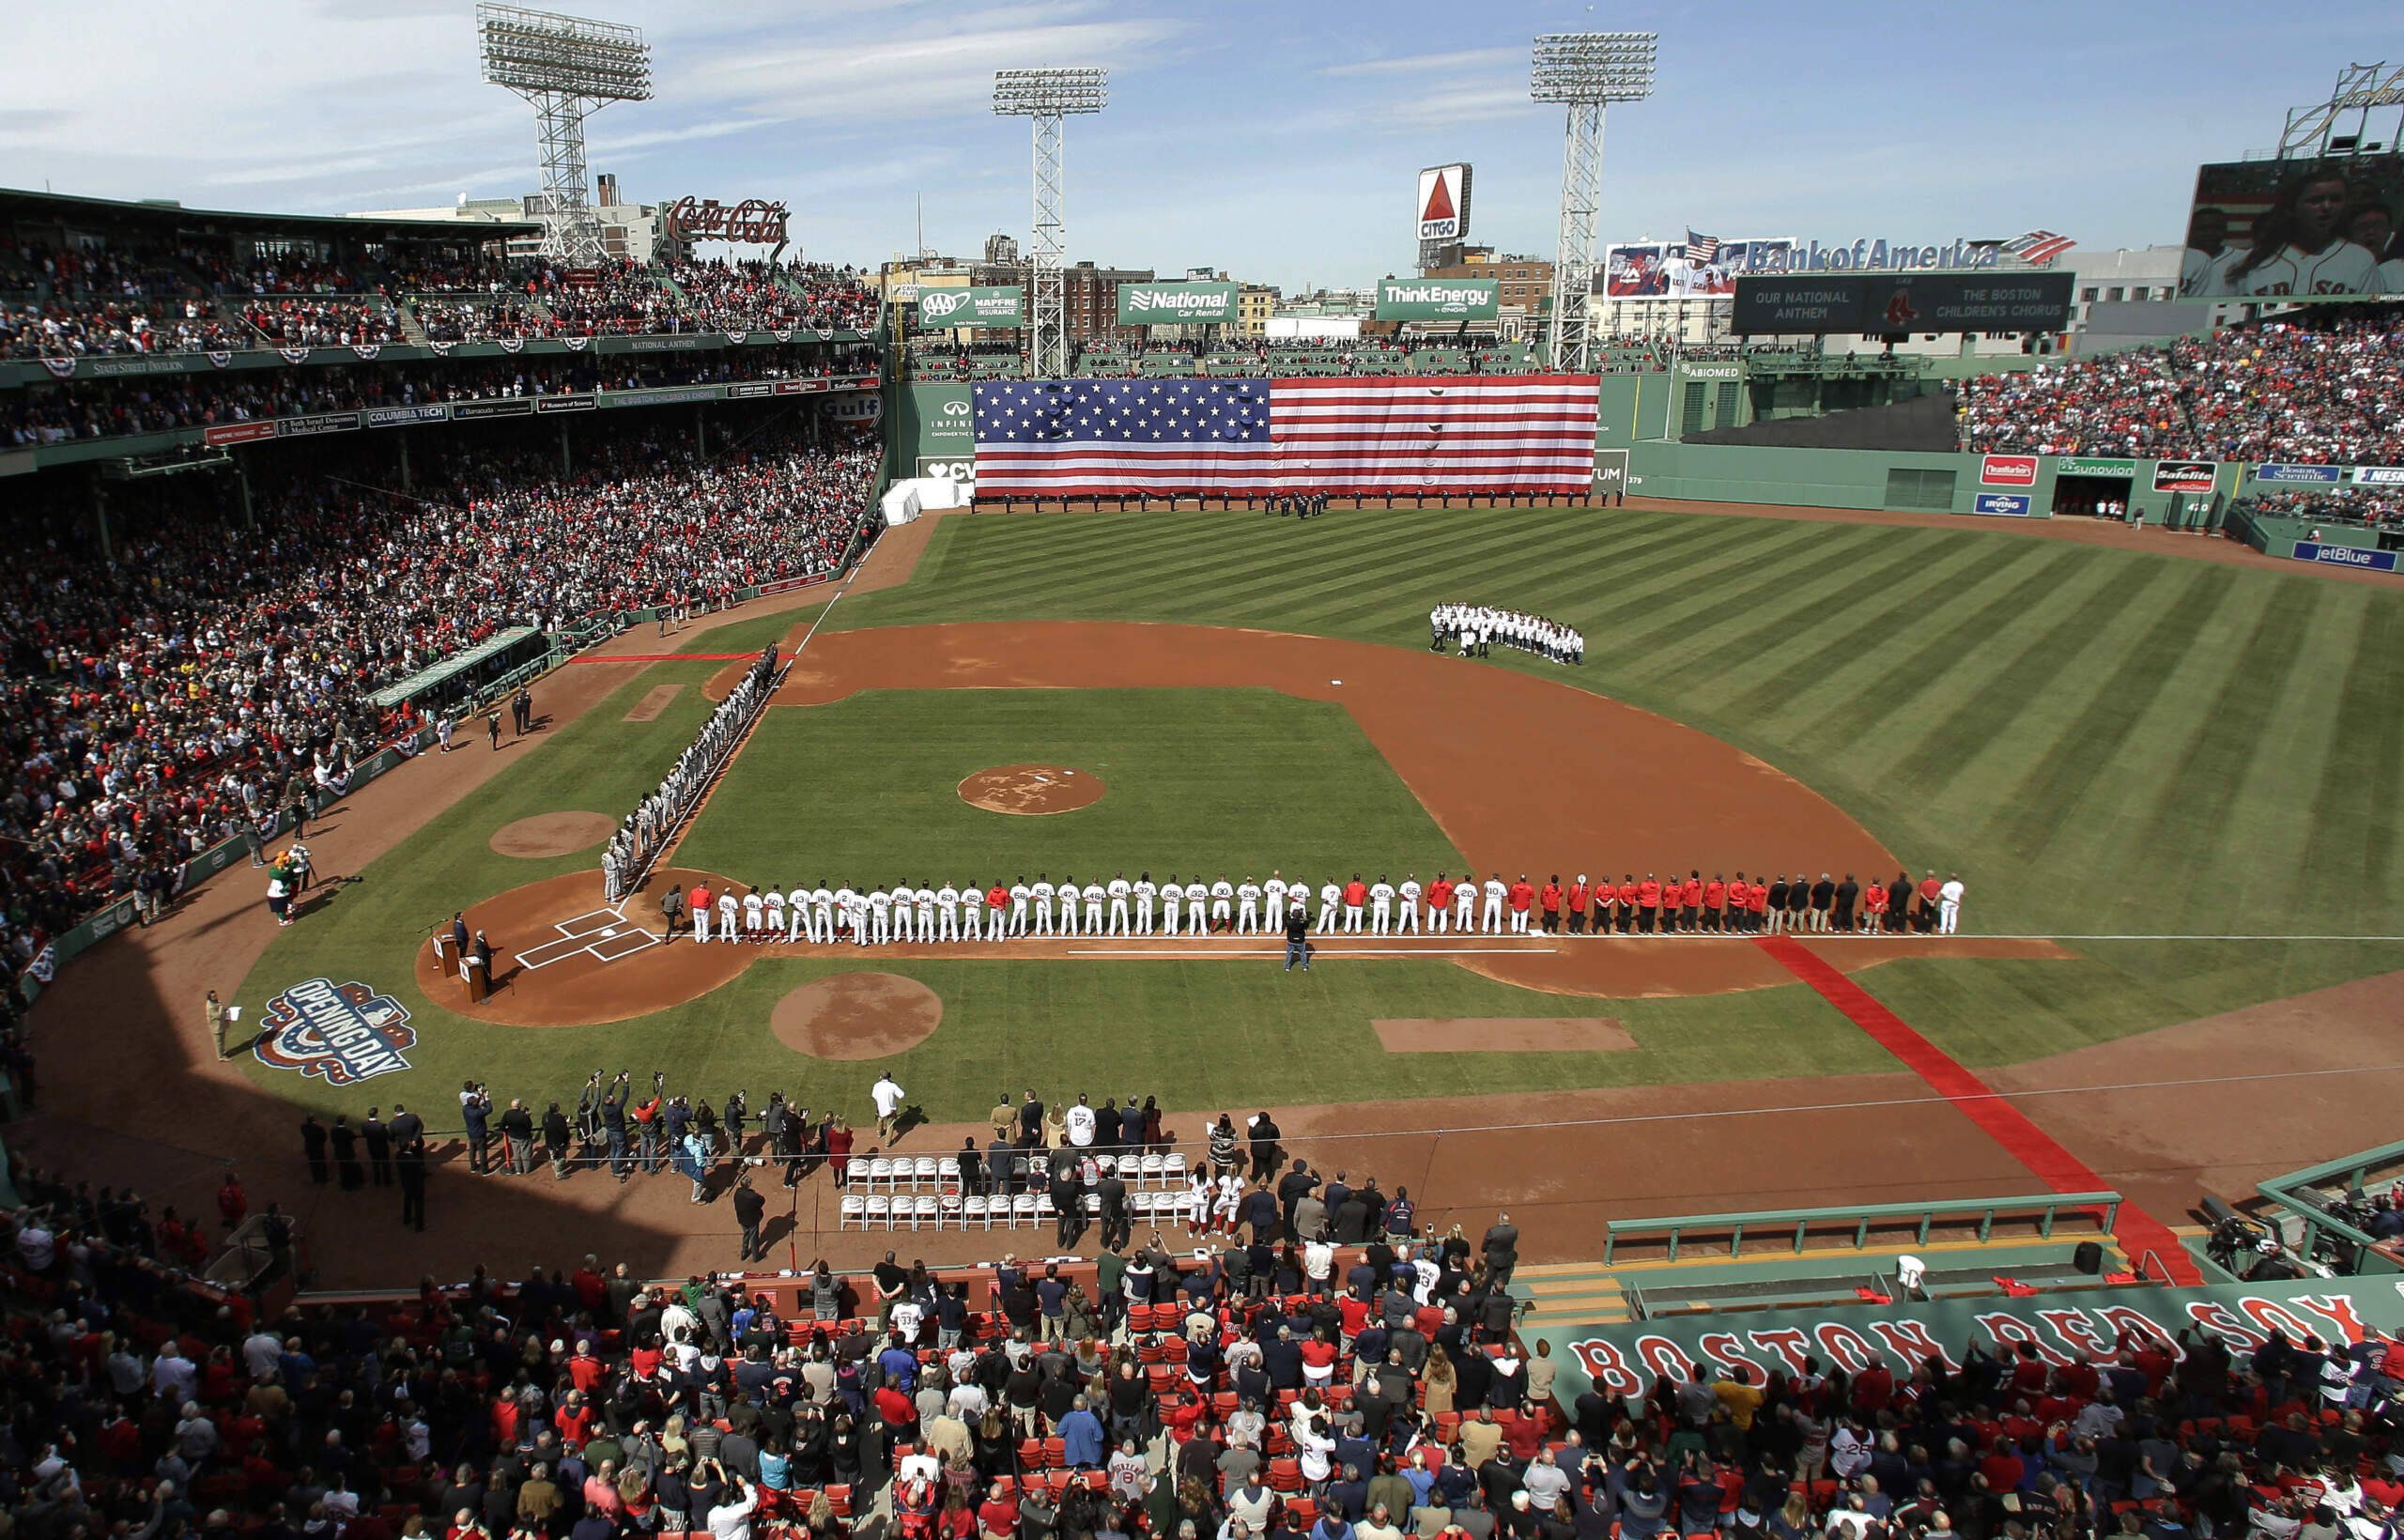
{"left": 1734, "top": 273, "right": 2073, "bottom": 334}
{"left": 366, "top": 404, "right": 452, "bottom": 428}
{"left": 2056, "top": 456, "right": 2138, "bottom": 478}
{"left": 2295, "top": 541, "right": 2399, "bottom": 571}
{"left": 453, "top": 398, "right": 535, "bottom": 420}
{"left": 1604, "top": 243, "right": 1669, "bottom": 298}
{"left": 274, "top": 410, "right": 362, "bottom": 439}
{"left": 1117, "top": 282, "right": 1239, "bottom": 326}
{"left": 2351, "top": 467, "right": 2404, "bottom": 486}
{"left": 1524, "top": 1282, "right": 2404, "bottom": 1407}
{"left": 1373, "top": 277, "right": 1501, "bottom": 320}
{"left": 918, "top": 285, "right": 1025, "bottom": 328}
{"left": 1973, "top": 493, "right": 2034, "bottom": 516}
{"left": 1980, "top": 454, "right": 2039, "bottom": 486}
{"left": 1591, "top": 449, "right": 1629, "bottom": 498}
{"left": 2153, "top": 460, "right": 2219, "bottom": 493}
{"left": 2254, "top": 463, "right": 2344, "bottom": 484}
{"left": 921, "top": 384, "right": 976, "bottom": 453}
{"left": 203, "top": 421, "right": 276, "bottom": 446}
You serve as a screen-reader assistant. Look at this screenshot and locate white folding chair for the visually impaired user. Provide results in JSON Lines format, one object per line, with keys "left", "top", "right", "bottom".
{"left": 1094, "top": 1154, "right": 1117, "bottom": 1178}
{"left": 840, "top": 1194, "right": 868, "bottom": 1229}
{"left": 865, "top": 1194, "right": 892, "bottom": 1228}
{"left": 1140, "top": 1153, "right": 1165, "bottom": 1188}
{"left": 1163, "top": 1152, "right": 1189, "bottom": 1186}
{"left": 915, "top": 1156, "right": 940, "bottom": 1191}
{"left": 938, "top": 1155, "right": 961, "bottom": 1188}
{"left": 913, "top": 1195, "right": 939, "bottom": 1229}
{"left": 961, "top": 1194, "right": 987, "bottom": 1229}
{"left": 866, "top": 1156, "right": 894, "bottom": 1193}
{"left": 1012, "top": 1193, "right": 1040, "bottom": 1227}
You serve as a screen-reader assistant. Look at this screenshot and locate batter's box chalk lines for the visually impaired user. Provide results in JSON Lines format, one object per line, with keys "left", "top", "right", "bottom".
{"left": 517, "top": 904, "right": 660, "bottom": 971}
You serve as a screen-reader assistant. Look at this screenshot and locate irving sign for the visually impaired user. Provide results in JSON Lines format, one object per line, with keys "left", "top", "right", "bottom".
{"left": 663, "top": 197, "right": 792, "bottom": 255}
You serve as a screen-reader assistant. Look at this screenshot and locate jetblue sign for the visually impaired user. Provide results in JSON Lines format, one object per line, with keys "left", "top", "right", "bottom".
{"left": 1972, "top": 493, "right": 2033, "bottom": 517}
{"left": 2293, "top": 542, "right": 2398, "bottom": 572}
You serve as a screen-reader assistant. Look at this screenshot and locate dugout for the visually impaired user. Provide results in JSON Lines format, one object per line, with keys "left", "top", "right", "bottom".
{"left": 2051, "top": 470, "right": 2136, "bottom": 516}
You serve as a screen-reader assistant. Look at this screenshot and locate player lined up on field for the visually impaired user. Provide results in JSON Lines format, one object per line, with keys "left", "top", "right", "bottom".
{"left": 654, "top": 869, "right": 1968, "bottom": 943}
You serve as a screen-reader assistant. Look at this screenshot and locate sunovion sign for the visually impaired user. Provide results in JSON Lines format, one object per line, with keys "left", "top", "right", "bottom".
{"left": 1525, "top": 1282, "right": 2404, "bottom": 1405}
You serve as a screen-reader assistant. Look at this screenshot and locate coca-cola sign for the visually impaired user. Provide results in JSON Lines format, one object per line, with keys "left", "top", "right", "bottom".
{"left": 664, "top": 196, "right": 791, "bottom": 252}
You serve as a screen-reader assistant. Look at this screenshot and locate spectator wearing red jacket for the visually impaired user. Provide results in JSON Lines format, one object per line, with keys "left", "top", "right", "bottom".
{"left": 1566, "top": 875, "right": 1590, "bottom": 934}
{"left": 1635, "top": 873, "right": 1662, "bottom": 934}
{"left": 1614, "top": 876, "right": 1639, "bottom": 934}
{"left": 1538, "top": 876, "right": 1564, "bottom": 933}
{"left": 1507, "top": 875, "right": 1535, "bottom": 934}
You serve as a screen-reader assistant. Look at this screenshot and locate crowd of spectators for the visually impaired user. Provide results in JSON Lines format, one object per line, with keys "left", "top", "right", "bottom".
{"left": 238, "top": 299, "right": 405, "bottom": 348}
{"left": 410, "top": 302, "right": 554, "bottom": 346}
{"left": 1960, "top": 314, "right": 2404, "bottom": 465}
{"left": 0, "top": 426, "right": 876, "bottom": 986}
{"left": 1, "top": 298, "right": 253, "bottom": 359}
{"left": 17, "top": 1106, "right": 2404, "bottom": 1540}
{"left": 2233, "top": 488, "right": 2404, "bottom": 531}
{"left": 2, "top": 346, "right": 877, "bottom": 447}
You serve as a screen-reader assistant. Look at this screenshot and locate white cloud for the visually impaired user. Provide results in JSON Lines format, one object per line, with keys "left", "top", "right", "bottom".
{"left": 1321, "top": 47, "right": 1522, "bottom": 77}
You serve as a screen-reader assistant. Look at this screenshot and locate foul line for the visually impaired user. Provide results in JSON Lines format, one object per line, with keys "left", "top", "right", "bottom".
{"left": 569, "top": 652, "right": 759, "bottom": 662}
{"left": 1753, "top": 934, "right": 2202, "bottom": 1285}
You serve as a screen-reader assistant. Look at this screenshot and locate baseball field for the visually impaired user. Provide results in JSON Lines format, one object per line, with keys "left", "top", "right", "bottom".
{"left": 27, "top": 501, "right": 2404, "bottom": 1282}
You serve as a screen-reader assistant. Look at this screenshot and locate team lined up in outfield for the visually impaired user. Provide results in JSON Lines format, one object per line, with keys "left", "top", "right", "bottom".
{"left": 649, "top": 868, "right": 1966, "bottom": 943}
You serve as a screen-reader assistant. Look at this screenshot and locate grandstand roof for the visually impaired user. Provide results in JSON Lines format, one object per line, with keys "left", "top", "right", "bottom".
{"left": 0, "top": 185, "right": 540, "bottom": 241}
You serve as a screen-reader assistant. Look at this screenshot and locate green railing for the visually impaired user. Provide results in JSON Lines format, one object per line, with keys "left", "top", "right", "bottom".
{"left": 2256, "top": 1139, "right": 2404, "bottom": 1272}
{"left": 1603, "top": 1192, "right": 2122, "bottom": 1263}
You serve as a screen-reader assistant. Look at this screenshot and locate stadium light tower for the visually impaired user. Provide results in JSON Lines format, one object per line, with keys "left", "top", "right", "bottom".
{"left": 1533, "top": 32, "right": 1656, "bottom": 373}
{"left": 994, "top": 67, "right": 1108, "bottom": 377}
{"left": 478, "top": 3, "right": 652, "bottom": 268}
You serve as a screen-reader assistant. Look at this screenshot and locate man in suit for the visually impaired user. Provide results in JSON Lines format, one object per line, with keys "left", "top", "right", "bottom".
{"left": 1277, "top": 1160, "right": 1318, "bottom": 1242}
{"left": 1098, "top": 1165, "right": 1131, "bottom": 1252}
{"left": 362, "top": 1110, "right": 393, "bottom": 1187}
{"left": 1483, "top": 1213, "right": 1520, "bottom": 1286}
{"left": 1018, "top": 1089, "right": 1045, "bottom": 1148}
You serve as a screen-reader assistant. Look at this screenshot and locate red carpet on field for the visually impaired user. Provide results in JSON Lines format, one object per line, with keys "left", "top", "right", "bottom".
{"left": 1755, "top": 935, "right": 2201, "bottom": 1285}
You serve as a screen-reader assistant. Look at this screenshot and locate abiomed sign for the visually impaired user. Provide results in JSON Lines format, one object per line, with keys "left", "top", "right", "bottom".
{"left": 1524, "top": 1283, "right": 2404, "bottom": 1405}
{"left": 1375, "top": 278, "right": 1501, "bottom": 321}
{"left": 252, "top": 978, "right": 417, "bottom": 1085}
{"left": 1117, "top": 282, "right": 1238, "bottom": 326}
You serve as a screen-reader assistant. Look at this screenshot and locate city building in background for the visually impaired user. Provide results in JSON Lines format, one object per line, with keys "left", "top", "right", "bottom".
{"left": 350, "top": 176, "right": 664, "bottom": 264}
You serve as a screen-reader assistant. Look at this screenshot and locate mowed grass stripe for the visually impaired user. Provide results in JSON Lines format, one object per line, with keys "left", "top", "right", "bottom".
{"left": 1996, "top": 566, "right": 2238, "bottom": 870}
{"left": 2300, "top": 590, "right": 2404, "bottom": 929}
{"left": 2133, "top": 581, "right": 2319, "bottom": 924}
{"left": 2231, "top": 587, "right": 2367, "bottom": 929}
{"left": 1888, "top": 559, "right": 2175, "bottom": 795}
{"left": 1795, "top": 544, "right": 2092, "bottom": 753}
{"left": 1614, "top": 525, "right": 1895, "bottom": 658}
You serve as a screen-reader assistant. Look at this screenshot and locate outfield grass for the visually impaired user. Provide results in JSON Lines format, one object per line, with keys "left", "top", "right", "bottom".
{"left": 677, "top": 687, "right": 1461, "bottom": 889}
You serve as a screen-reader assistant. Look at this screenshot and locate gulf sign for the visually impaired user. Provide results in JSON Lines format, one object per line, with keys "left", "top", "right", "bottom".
{"left": 1980, "top": 454, "right": 2038, "bottom": 486}
{"left": 1417, "top": 164, "right": 1471, "bottom": 242}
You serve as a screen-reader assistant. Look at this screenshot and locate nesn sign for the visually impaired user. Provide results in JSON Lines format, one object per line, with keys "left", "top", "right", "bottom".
{"left": 1972, "top": 493, "right": 2032, "bottom": 516}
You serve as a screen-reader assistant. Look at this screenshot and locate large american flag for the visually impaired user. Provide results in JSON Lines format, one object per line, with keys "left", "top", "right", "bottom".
{"left": 973, "top": 375, "right": 1601, "bottom": 496}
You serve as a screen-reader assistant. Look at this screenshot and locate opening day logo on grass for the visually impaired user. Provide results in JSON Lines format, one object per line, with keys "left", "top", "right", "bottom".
{"left": 253, "top": 978, "right": 417, "bottom": 1085}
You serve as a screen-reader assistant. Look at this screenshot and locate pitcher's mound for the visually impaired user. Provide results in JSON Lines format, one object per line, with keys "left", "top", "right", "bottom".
{"left": 490, "top": 811, "right": 616, "bottom": 857}
{"left": 959, "top": 764, "right": 1104, "bottom": 816}
{"left": 773, "top": 974, "right": 944, "bottom": 1059}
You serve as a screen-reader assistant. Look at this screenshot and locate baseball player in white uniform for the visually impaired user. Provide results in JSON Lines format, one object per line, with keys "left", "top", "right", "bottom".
{"left": 1938, "top": 874, "right": 1965, "bottom": 935}
{"left": 1263, "top": 874, "right": 1287, "bottom": 930}
{"left": 1453, "top": 875, "right": 1475, "bottom": 932}
{"left": 811, "top": 883, "right": 834, "bottom": 942}
{"left": 937, "top": 883, "right": 961, "bottom": 941}
{"left": 1369, "top": 877, "right": 1395, "bottom": 935}
{"left": 1481, "top": 874, "right": 1506, "bottom": 933}
{"left": 1107, "top": 872, "right": 1132, "bottom": 935}
{"left": 1031, "top": 876, "right": 1056, "bottom": 936}
{"left": 745, "top": 887, "right": 767, "bottom": 941}
{"left": 1210, "top": 876, "right": 1234, "bottom": 932}
{"left": 890, "top": 882, "right": 915, "bottom": 942}
{"left": 1082, "top": 880, "right": 1105, "bottom": 933}
{"left": 870, "top": 886, "right": 893, "bottom": 945}
{"left": 832, "top": 884, "right": 855, "bottom": 942}
{"left": 1236, "top": 877, "right": 1262, "bottom": 934}
{"left": 1161, "top": 876, "right": 1181, "bottom": 936}
{"left": 763, "top": 886, "right": 786, "bottom": 940}
{"left": 849, "top": 886, "right": 871, "bottom": 945}
{"left": 1397, "top": 874, "right": 1422, "bottom": 934}
{"left": 961, "top": 881, "right": 983, "bottom": 940}
{"left": 914, "top": 883, "right": 935, "bottom": 939}
{"left": 717, "top": 886, "right": 739, "bottom": 941}
{"left": 1133, "top": 873, "right": 1158, "bottom": 934}
{"left": 1010, "top": 878, "right": 1032, "bottom": 936}
{"left": 1057, "top": 876, "right": 1081, "bottom": 937}
{"left": 1182, "top": 878, "right": 1208, "bottom": 934}
{"left": 1317, "top": 880, "right": 1340, "bottom": 932}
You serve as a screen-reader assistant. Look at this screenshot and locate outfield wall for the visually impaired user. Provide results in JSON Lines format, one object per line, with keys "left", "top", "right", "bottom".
{"left": 888, "top": 381, "right": 2258, "bottom": 527}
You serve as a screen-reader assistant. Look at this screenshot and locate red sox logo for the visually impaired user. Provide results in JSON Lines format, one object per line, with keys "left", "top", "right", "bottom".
{"left": 1883, "top": 290, "right": 1919, "bottom": 329}
{"left": 253, "top": 978, "right": 417, "bottom": 1085}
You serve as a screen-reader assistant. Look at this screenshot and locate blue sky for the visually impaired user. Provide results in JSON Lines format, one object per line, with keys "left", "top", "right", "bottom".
{"left": 5, "top": 0, "right": 2396, "bottom": 291}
